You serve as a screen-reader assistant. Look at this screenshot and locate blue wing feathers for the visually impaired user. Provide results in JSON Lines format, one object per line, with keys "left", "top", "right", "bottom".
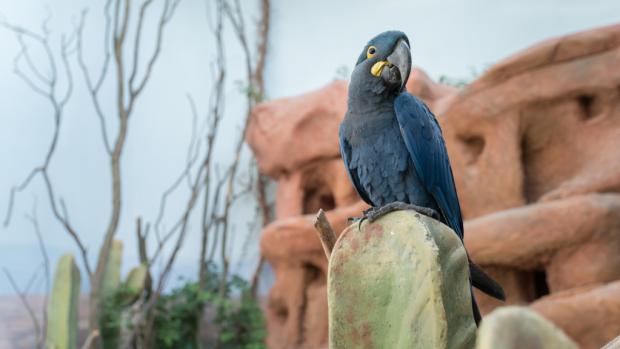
{"left": 394, "top": 93, "right": 465, "bottom": 239}
{"left": 339, "top": 124, "right": 374, "bottom": 206}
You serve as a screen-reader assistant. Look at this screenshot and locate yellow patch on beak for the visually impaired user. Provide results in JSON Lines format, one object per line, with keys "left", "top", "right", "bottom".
{"left": 370, "top": 60, "right": 388, "bottom": 77}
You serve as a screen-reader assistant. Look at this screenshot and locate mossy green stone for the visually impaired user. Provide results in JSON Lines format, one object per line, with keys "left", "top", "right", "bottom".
{"left": 328, "top": 210, "right": 476, "bottom": 349}
{"left": 476, "top": 306, "right": 578, "bottom": 349}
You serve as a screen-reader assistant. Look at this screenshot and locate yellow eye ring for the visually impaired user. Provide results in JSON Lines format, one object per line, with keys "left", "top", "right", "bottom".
{"left": 366, "top": 46, "right": 377, "bottom": 59}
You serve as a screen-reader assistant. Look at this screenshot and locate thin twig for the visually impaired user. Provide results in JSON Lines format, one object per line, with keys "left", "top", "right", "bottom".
{"left": 1, "top": 16, "right": 92, "bottom": 277}
{"left": 25, "top": 198, "right": 50, "bottom": 346}
{"left": 3, "top": 268, "right": 42, "bottom": 348}
{"left": 313, "top": 209, "right": 337, "bottom": 259}
{"left": 76, "top": 3, "right": 114, "bottom": 154}
{"left": 249, "top": 0, "right": 271, "bottom": 298}
{"left": 79, "top": 330, "right": 100, "bottom": 349}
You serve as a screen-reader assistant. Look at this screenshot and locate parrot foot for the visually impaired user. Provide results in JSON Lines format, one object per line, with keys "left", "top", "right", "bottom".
{"left": 348, "top": 208, "right": 374, "bottom": 230}
{"left": 365, "top": 202, "right": 439, "bottom": 223}
{"left": 347, "top": 208, "right": 374, "bottom": 223}
{"left": 347, "top": 216, "right": 363, "bottom": 223}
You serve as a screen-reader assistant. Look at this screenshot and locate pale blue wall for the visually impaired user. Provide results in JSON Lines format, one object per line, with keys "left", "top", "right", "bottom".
{"left": 1, "top": 0, "right": 619, "bottom": 294}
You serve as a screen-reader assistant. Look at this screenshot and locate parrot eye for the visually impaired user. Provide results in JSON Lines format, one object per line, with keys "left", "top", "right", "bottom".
{"left": 366, "top": 46, "right": 377, "bottom": 59}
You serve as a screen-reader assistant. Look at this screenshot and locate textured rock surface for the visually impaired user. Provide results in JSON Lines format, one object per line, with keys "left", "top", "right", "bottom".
{"left": 248, "top": 23, "right": 620, "bottom": 349}
{"left": 476, "top": 306, "right": 578, "bottom": 349}
{"left": 329, "top": 211, "right": 476, "bottom": 349}
{"left": 603, "top": 335, "right": 620, "bottom": 349}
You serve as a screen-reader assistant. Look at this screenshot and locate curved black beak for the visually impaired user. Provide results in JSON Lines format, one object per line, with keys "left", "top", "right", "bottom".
{"left": 386, "top": 39, "right": 411, "bottom": 90}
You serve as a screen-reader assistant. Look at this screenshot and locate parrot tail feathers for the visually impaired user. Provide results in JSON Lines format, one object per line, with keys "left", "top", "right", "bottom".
{"left": 469, "top": 262, "right": 506, "bottom": 301}
{"left": 471, "top": 288, "right": 482, "bottom": 326}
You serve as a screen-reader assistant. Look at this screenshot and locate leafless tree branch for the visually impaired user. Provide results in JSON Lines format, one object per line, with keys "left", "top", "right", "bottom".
{"left": 153, "top": 95, "right": 203, "bottom": 242}
{"left": 76, "top": 2, "right": 114, "bottom": 154}
{"left": 129, "top": 0, "right": 181, "bottom": 102}
{"left": 25, "top": 198, "right": 51, "bottom": 346}
{"left": 215, "top": 0, "right": 271, "bottom": 296}
{"left": 3, "top": 268, "right": 43, "bottom": 349}
{"left": 87, "top": 0, "right": 182, "bottom": 342}
{"left": 1, "top": 17, "right": 92, "bottom": 277}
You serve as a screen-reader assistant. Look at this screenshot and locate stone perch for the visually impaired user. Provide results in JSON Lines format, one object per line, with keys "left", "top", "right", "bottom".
{"left": 475, "top": 306, "right": 578, "bottom": 349}
{"left": 327, "top": 210, "right": 477, "bottom": 349}
{"left": 323, "top": 211, "right": 590, "bottom": 349}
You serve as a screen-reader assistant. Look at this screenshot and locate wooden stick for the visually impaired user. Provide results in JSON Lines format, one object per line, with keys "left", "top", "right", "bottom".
{"left": 313, "top": 209, "right": 337, "bottom": 259}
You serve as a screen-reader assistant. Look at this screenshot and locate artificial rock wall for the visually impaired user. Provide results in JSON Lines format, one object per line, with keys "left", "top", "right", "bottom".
{"left": 246, "top": 24, "right": 620, "bottom": 349}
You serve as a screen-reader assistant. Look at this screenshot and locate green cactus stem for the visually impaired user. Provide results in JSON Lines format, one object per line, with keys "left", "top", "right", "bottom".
{"left": 46, "top": 253, "right": 81, "bottom": 349}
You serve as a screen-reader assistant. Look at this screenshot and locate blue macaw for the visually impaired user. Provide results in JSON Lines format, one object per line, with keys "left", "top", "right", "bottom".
{"left": 339, "top": 30, "right": 504, "bottom": 324}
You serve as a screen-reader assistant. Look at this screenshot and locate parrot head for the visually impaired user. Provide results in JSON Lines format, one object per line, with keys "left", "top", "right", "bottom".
{"left": 351, "top": 30, "right": 411, "bottom": 96}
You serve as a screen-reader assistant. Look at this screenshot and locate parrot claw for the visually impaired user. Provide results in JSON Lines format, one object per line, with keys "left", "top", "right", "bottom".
{"left": 347, "top": 216, "right": 361, "bottom": 223}
{"left": 365, "top": 202, "right": 439, "bottom": 222}
{"left": 346, "top": 215, "right": 368, "bottom": 230}
{"left": 349, "top": 204, "right": 438, "bottom": 230}
{"left": 357, "top": 216, "right": 368, "bottom": 231}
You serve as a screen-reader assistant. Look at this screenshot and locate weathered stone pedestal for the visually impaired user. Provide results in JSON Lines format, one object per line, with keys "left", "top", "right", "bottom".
{"left": 328, "top": 211, "right": 476, "bottom": 349}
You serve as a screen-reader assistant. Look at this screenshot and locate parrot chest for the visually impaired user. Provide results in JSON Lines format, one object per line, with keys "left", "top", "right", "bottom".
{"left": 346, "top": 117, "right": 430, "bottom": 207}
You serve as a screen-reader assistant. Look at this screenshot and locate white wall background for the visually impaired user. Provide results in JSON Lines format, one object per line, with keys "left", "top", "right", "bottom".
{"left": 1, "top": 0, "right": 619, "bottom": 294}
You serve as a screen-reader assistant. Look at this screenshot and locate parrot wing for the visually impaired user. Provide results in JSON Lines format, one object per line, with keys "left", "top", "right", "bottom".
{"left": 339, "top": 123, "right": 374, "bottom": 206}
{"left": 393, "top": 92, "right": 464, "bottom": 239}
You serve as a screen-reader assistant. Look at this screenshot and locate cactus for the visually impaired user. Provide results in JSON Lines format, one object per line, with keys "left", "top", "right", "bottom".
{"left": 120, "top": 264, "right": 148, "bottom": 305}
{"left": 328, "top": 210, "right": 476, "bottom": 349}
{"left": 99, "top": 240, "right": 148, "bottom": 349}
{"left": 46, "top": 253, "right": 81, "bottom": 349}
{"left": 102, "top": 239, "right": 123, "bottom": 296}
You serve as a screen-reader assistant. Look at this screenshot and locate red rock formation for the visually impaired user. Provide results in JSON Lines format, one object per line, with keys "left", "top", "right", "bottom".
{"left": 247, "top": 24, "right": 620, "bottom": 349}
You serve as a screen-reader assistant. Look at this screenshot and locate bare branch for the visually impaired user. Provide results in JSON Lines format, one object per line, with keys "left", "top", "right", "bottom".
{"left": 216, "top": 0, "right": 267, "bottom": 296}
{"left": 13, "top": 60, "right": 50, "bottom": 97}
{"left": 76, "top": 7, "right": 113, "bottom": 154}
{"left": 313, "top": 209, "right": 337, "bottom": 259}
{"left": 1, "top": 17, "right": 91, "bottom": 277}
{"left": 3, "top": 268, "right": 42, "bottom": 349}
{"left": 253, "top": 0, "right": 270, "bottom": 97}
{"left": 15, "top": 34, "right": 51, "bottom": 84}
{"left": 80, "top": 330, "right": 100, "bottom": 349}
{"left": 89, "top": 1, "right": 183, "bottom": 340}
{"left": 129, "top": 0, "right": 181, "bottom": 102}
{"left": 25, "top": 199, "right": 50, "bottom": 345}
{"left": 136, "top": 217, "right": 150, "bottom": 264}
{"left": 198, "top": 0, "right": 227, "bottom": 289}
{"left": 4, "top": 167, "right": 43, "bottom": 226}
{"left": 42, "top": 172, "right": 92, "bottom": 276}
{"left": 59, "top": 34, "right": 75, "bottom": 107}
{"left": 153, "top": 95, "right": 203, "bottom": 240}
{"left": 128, "top": 0, "right": 155, "bottom": 91}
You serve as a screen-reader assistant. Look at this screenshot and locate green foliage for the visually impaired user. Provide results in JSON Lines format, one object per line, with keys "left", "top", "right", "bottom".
{"left": 153, "top": 280, "right": 207, "bottom": 349}
{"left": 101, "top": 284, "right": 139, "bottom": 349}
{"left": 235, "top": 80, "right": 265, "bottom": 104}
{"left": 99, "top": 240, "right": 147, "bottom": 349}
{"left": 153, "top": 263, "right": 265, "bottom": 349}
{"left": 215, "top": 276, "right": 266, "bottom": 349}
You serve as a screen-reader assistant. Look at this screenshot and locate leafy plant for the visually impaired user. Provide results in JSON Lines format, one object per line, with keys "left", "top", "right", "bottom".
{"left": 153, "top": 263, "right": 265, "bottom": 349}
{"left": 215, "top": 276, "right": 266, "bottom": 349}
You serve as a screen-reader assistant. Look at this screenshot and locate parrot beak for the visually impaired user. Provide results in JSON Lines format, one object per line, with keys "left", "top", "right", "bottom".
{"left": 386, "top": 39, "right": 411, "bottom": 90}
